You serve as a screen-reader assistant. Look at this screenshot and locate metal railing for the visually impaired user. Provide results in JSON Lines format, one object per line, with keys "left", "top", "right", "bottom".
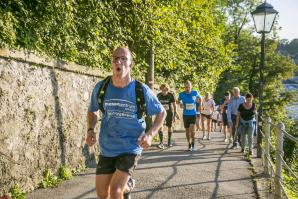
{"left": 259, "top": 117, "right": 298, "bottom": 199}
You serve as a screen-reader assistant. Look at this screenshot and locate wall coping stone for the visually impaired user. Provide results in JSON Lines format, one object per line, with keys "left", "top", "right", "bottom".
{"left": 0, "top": 48, "right": 110, "bottom": 78}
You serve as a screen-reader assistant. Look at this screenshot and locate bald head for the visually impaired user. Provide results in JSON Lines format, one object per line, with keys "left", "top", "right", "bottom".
{"left": 112, "top": 47, "right": 133, "bottom": 60}
{"left": 111, "top": 47, "right": 133, "bottom": 79}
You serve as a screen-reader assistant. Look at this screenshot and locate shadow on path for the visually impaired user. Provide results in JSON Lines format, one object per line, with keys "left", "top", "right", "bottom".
{"left": 210, "top": 144, "right": 229, "bottom": 199}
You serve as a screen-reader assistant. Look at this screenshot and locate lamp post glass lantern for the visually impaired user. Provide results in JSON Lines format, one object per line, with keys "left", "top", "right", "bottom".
{"left": 251, "top": 1, "right": 278, "bottom": 33}
{"left": 251, "top": 1, "right": 278, "bottom": 158}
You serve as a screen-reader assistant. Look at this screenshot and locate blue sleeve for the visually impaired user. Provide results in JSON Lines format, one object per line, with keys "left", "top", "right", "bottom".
{"left": 142, "top": 84, "right": 164, "bottom": 116}
{"left": 178, "top": 93, "right": 182, "bottom": 102}
{"left": 227, "top": 100, "right": 232, "bottom": 123}
{"left": 196, "top": 91, "right": 201, "bottom": 99}
{"left": 88, "top": 81, "right": 102, "bottom": 112}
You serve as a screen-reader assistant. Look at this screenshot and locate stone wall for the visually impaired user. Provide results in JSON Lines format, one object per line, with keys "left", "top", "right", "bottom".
{"left": 0, "top": 49, "right": 105, "bottom": 192}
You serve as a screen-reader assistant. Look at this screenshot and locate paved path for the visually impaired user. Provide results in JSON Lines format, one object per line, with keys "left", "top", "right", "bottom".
{"left": 27, "top": 130, "right": 258, "bottom": 199}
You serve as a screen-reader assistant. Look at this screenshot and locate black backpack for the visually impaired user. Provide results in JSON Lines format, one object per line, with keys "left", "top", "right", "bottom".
{"left": 97, "top": 76, "right": 147, "bottom": 119}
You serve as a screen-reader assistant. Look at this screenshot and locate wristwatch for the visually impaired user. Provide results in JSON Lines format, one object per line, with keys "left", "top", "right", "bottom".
{"left": 87, "top": 128, "right": 94, "bottom": 133}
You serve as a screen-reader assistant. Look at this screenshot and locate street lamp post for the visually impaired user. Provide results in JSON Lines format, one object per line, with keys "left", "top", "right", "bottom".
{"left": 251, "top": 1, "right": 278, "bottom": 158}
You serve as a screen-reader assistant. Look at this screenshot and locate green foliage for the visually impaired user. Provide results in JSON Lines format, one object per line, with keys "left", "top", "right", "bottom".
{"left": 283, "top": 39, "right": 298, "bottom": 55}
{"left": 283, "top": 169, "right": 298, "bottom": 199}
{"left": 10, "top": 184, "right": 25, "bottom": 199}
{"left": 0, "top": 0, "right": 233, "bottom": 93}
{"left": 58, "top": 165, "right": 73, "bottom": 180}
{"left": 71, "top": 163, "right": 86, "bottom": 175}
{"left": 40, "top": 169, "right": 61, "bottom": 188}
{"left": 40, "top": 165, "right": 82, "bottom": 189}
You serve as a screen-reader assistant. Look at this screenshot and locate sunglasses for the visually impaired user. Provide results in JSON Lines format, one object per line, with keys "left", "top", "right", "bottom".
{"left": 112, "top": 56, "right": 130, "bottom": 63}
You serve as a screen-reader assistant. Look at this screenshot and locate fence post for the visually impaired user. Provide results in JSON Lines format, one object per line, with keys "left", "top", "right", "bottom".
{"left": 274, "top": 122, "right": 285, "bottom": 199}
{"left": 264, "top": 117, "right": 271, "bottom": 176}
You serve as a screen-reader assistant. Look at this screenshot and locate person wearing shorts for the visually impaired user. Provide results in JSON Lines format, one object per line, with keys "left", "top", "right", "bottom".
{"left": 201, "top": 93, "right": 215, "bottom": 140}
{"left": 178, "top": 81, "right": 201, "bottom": 151}
{"left": 86, "top": 47, "right": 166, "bottom": 199}
{"left": 157, "top": 83, "right": 178, "bottom": 148}
{"left": 220, "top": 91, "right": 231, "bottom": 142}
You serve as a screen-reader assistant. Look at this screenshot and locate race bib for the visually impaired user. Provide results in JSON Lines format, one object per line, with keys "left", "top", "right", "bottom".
{"left": 163, "top": 104, "right": 170, "bottom": 111}
{"left": 186, "top": 103, "right": 195, "bottom": 110}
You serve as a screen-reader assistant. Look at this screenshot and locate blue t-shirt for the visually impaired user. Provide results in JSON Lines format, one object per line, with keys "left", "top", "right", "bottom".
{"left": 227, "top": 96, "right": 245, "bottom": 123}
{"left": 89, "top": 80, "right": 163, "bottom": 157}
{"left": 178, "top": 91, "right": 201, "bottom": 116}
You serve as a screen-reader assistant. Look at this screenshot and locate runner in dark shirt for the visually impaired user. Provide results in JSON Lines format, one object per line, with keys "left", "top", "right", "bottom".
{"left": 157, "top": 84, "right": 178, "bottom": 148}
{"left": 238, "top": 103, "right": 256, "bottom": 121}
{"left": 220, "top": 91, "right": 231, "bottom": 142}
{"left": 236, "top": 92, "right": 256, "bottom": 155}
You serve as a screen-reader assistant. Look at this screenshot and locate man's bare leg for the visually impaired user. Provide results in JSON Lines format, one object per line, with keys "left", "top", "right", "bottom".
{"left": 189, "top": 124, "right": 196, "bottom": 149}
{"left": 185, "top": 128, "right": 190, "bottom": 144}
{"left": 196, "top": 115, "right": 201, "bottom": 131}
{"left": 207, "top": 119, "right": 212, "bottom": 139}
{"left": 168, "top": 127, "right": 173, "bottom": 146}
{"left": 96, "top": 174, "right": 113, "bottom": 199}
{"left": 201, "top": 117, "right": 206, "bottom": 139}
{"left": 109, "top": 170, "right": 131, "bottom": 199}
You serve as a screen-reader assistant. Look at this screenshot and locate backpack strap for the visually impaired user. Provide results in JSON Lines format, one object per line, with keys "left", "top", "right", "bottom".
{"left": 135, "top": 80, "right": 147, "bottom": 119}
{"left": 97, "top": 76, "right": 112, "bottom": 114}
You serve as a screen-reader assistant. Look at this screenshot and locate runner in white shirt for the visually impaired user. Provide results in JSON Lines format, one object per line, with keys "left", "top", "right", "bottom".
{"left": 200, "top": 93, "right": 215, "bottom": 140}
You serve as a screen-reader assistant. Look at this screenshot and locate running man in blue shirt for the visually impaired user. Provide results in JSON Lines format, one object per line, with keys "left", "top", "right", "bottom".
{"left": 86, "top": 47, "right": 166, "bottom": 199}
{"left": 178, "top": 81, "right": 201, "bottom": 151}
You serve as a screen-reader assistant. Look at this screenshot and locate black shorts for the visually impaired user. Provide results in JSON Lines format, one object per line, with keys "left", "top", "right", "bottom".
{"left": 212, "top": 119, "right": 217, "bottom": 123}
{"left": 196, "top": 113, "right": 200, "bottom": 117}
{"left": 201, "top": 114, "right": 212, "bottom": 120}
{"left": 183, "top": 115, "right": 196, "bottom": 128}
{"left": 165, "top": 111, "right": 174, "bottom": 127}
{"left": 96, "top": 154, "right": 140, "bottom": 176}
{"left": 222, "top": 112, "right": 229, "bottom": 127}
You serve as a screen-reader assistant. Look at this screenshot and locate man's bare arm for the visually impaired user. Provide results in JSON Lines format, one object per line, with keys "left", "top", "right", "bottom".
{"left": 147, "top": 110, "right": 167, "bottom": 136}
{"left": 87, "top": 111, "right": 98, "bottom": 129}
{"left": 138, "top": 110, "right": 166, "bottom": 149}
{"left": 86, "top": 111, "right": 98, "bottom": 146}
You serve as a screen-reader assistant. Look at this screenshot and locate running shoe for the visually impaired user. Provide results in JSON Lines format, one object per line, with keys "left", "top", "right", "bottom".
{"left": 158, "top": 143, "right": 164, "bottom": 149}
{"left": 230, "top": 138, "right": 233, "bottom": 143}
{"left": 202, "top": 135, "right": 207, "bottom": 140}
{"left": 207, "top": 136, "right": 211, "bottom": 140}
{"left": 249, "top": 150, "right": 253, "bottom": 155}
{"left": 168, "top": 143, "right": 173, "bottom": 147}
{"left": 188, "top": 143, "right": 192, "bottom": 151}
{"left": 230, "top": 143, "right": 237, "bottom": 149}
{"left": 191, "top": 143, "right": 196, "bottom": 151}
{"left": 224, "top": 138, "right": 229, "bottom": 143}
{"left": 124, "top": 178, "right": 135, "bottom": 199}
